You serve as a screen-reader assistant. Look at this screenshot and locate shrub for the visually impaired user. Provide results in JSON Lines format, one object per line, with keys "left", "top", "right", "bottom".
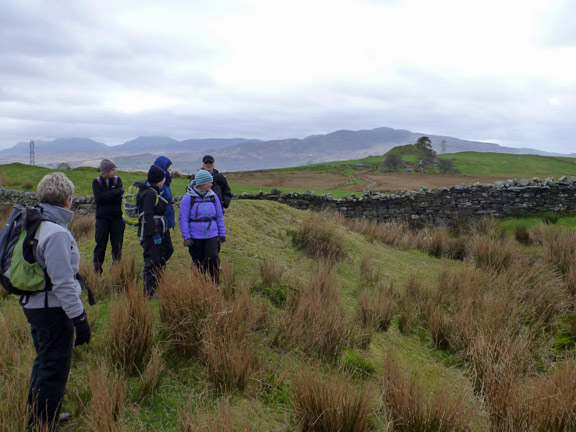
{"left": 109, "top": 281, "right": 155, "bottom": 374}
{"left": 381, "top": 350, "right": 472, "bottom": 432}
{"left": 291, "top": 368, "right": 373, "bottom": 432}
{"left": 295, "top": 213, "right": 346, "bottom": 260}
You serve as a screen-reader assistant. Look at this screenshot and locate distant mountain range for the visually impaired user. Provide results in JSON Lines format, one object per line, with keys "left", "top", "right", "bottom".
{"left": 0, "top": 127, "right": 572, "bottom": 173}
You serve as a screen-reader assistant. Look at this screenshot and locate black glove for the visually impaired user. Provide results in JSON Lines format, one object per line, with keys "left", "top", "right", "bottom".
{"left": 72, "top": 311, "right": 91, "bottom": 346}
{"left": 183, "top": 238, "right": 194, "bottom": 247}
{"left": 219, "top": 236, "right": 226, "bottom": 244}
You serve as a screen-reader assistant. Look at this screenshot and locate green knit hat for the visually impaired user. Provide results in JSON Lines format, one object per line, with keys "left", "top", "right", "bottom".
{"left": 195, "top": 169, "right": 213, "bottom": 186}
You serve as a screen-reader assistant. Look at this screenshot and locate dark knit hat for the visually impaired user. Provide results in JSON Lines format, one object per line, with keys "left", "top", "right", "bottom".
{"left": 195, "top": 169, "right": 213, "bottom": 186}
{"left": 202, "top": 155, "right": 215, "bottom": 163}
{"left": 99, "top": 158, "right": 117, "bottom": 173}
{"left": 147, "top": 165, "right": 166, "bottom": 185}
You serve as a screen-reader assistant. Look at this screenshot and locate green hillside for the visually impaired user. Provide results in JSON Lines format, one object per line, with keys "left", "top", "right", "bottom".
{"left": 3, "top": 197, "right": 576, "bottom": 430}
{"left": 437, "top": 152, "right": 576, "bottom": 177}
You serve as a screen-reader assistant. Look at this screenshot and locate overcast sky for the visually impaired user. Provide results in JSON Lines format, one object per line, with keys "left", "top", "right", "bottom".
{"left": 1, "top": 0, "right": 575, "bottom": 153}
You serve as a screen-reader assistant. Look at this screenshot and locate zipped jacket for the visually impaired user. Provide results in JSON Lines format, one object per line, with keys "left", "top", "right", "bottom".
{"left": 92, "top": 175, "right": 123, "bottom": 219}
{"left": 179, "top": 184, "right": 225, "bottom": 240}
{"left": 153, "top": 156, "right": 175, "bottom": 229}
{"left": 24, "top": 204, "right": 84, "bottom": 319}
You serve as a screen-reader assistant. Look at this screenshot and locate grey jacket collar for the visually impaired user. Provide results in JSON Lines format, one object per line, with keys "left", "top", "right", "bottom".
{"left": 40, "top": 203, "right": 74, "bottom": 227}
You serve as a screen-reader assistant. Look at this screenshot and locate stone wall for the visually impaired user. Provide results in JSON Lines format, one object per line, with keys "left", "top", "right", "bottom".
{"left": 236, "top": 176, "right": 576, "bottom": 225}
{"left": 2, "top": 176, "right": 576, "bottom": 225}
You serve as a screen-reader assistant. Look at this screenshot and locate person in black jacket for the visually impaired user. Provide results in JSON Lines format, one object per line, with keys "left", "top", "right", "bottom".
{"left": 92, "top": 158, "right": 124, "bottom": 273}
{"left": 200, "top": 155, "right": 233, "bottom": 210}
{"left": 137, "top": 165, "right": 168, "bottom": 298}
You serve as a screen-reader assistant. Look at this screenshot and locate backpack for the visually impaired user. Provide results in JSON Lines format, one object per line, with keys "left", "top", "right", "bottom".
{"left": 122, "top": 181, "right": 159, "bottom": 226}
{"left": 0, "top": 205, "right": 51, "bottom": 295}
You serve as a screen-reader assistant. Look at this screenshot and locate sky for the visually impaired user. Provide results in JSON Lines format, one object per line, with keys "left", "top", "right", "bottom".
{"left": 1, "top": 0, "right": 575, "bottom": 153}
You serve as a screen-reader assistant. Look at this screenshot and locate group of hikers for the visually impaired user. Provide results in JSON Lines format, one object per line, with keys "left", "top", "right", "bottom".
{"left": 13, "top": 154, "right": 232, "bottom": 431}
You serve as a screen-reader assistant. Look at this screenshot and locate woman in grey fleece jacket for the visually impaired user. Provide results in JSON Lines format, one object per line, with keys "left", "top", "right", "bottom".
{"left": 22, "top": 172, "right": 91, "bottom": 431}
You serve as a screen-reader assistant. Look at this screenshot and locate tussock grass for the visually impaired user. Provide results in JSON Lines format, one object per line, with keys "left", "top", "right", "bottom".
{"left": 291, "top": 367, "right": 373, "bottom": 432}
{"left": 87, "top": 364, "right": 127, "bottom": 432}
{"left": 69, "top": 212, "right": 95, "bottom": 243}
{"left": 398, "top": 274, "right": 425, "bottom": 336}
{"left": 220, "top": 260, "right": 237, "bottom": 299}
{"left": 158, "top": 268, "right": 221, "bottom": 357}
{"left": 470, "top": 235, "right": 516, "bottom": 272}
{"left": 381, "top": 350, "right": 472, "bottom": 432}
{"left": 133, "top": 347, "right": 165, "bottom": 403}
{"left": 514, "top": 224, "right": 532, "bottom": 245}
{"left": 259, "top": 257, "right": 286, "bottom": 287}
{"left": 203, "top": 288, "right": 264, "bottom": 393}
{"left": 295, "top": 213, "right": 346, "bottom": 260}
{"left": 79, "top": 255, "right": 139, "bottom": 298}
{"left": 357, "top": 283, "right": 396, "bottom": 332}
{"left": 283, "top": 260, "right": 352, "bottom": 359}
{"left": 109, "top": 281, "right": 155, "bottom": 374}
{"left": 541, "top": 225, "right": 576, "bottom": 275}
{"left": 178, "top": 398, "right": 249, "bottom": 432}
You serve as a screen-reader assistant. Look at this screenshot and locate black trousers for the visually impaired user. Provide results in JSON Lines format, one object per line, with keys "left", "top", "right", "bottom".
{"left": 23, "top": 307, "right": 74, "bottom": 431}
{"left": 93, "top": 217, "right": 125, "bottom": 272}
{"left": 160, "top": 230, "right": 174, "bottom": 269}
{"left": 188, "top": 237, "right": 220, "bottom": 284}
{"left": 141, "top": 236, "right": 163, "bottom": 295}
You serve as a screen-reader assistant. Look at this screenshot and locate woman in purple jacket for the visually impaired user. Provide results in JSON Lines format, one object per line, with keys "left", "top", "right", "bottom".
{"left": 179, "top": 169, "right": 226, "bottom": 286}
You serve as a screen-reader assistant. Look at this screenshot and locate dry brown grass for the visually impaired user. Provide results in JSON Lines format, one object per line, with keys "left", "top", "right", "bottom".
{"left": 381, "top": 350, "right": 472, "bottom": 432}
{"left": 291, "top": 367, "right": 373, "bottom": 432}
{"left": 158, "top": 268, "right": 221, "bottom": 357}
{"left": 109, "top": 281, "right": 155, "bottom": 374}
{"left": 69, "top": 212, "right": 95, "bottom": 243}
{"left": 358, "top": 284, "right": 396, "bottom": 332}
{"left": 259, "top": 257, "right": 287, "bottom": 287}
{"left": 87, "top": 363, "right": 127, "bottom": 432}
{"left": 202, "top": 288, "right": 264, "bottom": 393}
{"left": 541, "top": 225, "right": 576, "bottom": 275}
{"left": 79, "top": 255, "right": 139, "bottom": 298}
{"left": 220, "top": 260, "right": 237, "bottom": 299}
{"left": 470, "top": 235, "right": 516, "bottom": 272}
{"left": 398, "top": 274, "right": 425, "bottom": 336}
{"left": 296, "top": 213, "right": 346, "bottom": 260}
{"left": 514, "top": 224, "right": 532, "bottom": 245}
{"left": 133, "top": 347, "right": 165, "bottom": 403}
{"left": 524, "top": 359, "right": 576, "bottom": 430}
{"left": 283, "top": 260, "right": 352, "bottom": 359}
{"left": 178, "top": 398, "right": 250, "bottom": 432}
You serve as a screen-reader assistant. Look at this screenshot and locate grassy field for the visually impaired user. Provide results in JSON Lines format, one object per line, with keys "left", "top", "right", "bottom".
{"left": 2, "top": 151, "right": 576, "bottom": 197}
{"left": 2, "top": 198, "right": 576, "bottom": 430}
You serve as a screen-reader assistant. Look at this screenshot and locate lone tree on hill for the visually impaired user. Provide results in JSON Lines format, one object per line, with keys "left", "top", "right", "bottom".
{"left": 415, "top": 136, "right": 436, "bottom": 170}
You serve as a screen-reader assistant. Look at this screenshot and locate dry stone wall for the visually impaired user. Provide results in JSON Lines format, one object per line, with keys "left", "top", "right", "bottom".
{"left": 2, "top": 176, "right": 575, "bottom": 225}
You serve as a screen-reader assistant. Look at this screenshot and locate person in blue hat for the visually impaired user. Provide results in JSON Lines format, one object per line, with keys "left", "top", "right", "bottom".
{"left": 153, "top": 156, "right": 175, "bottom": 272}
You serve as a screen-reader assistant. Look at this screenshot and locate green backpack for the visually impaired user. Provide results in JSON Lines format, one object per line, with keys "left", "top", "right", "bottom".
{"left": 0, "top": 205, "right": 51, "bottom": 295}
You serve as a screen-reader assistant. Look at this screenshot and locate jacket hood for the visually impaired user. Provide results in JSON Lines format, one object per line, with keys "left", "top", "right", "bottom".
{"left": 40, "top": 203, "right": 74, "bottom": 227}
{"left": 186, "top": 180, "right": 215, "bottom": 198}
{"left": 154, "top": 156, "right": 173, "bottom": 185}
